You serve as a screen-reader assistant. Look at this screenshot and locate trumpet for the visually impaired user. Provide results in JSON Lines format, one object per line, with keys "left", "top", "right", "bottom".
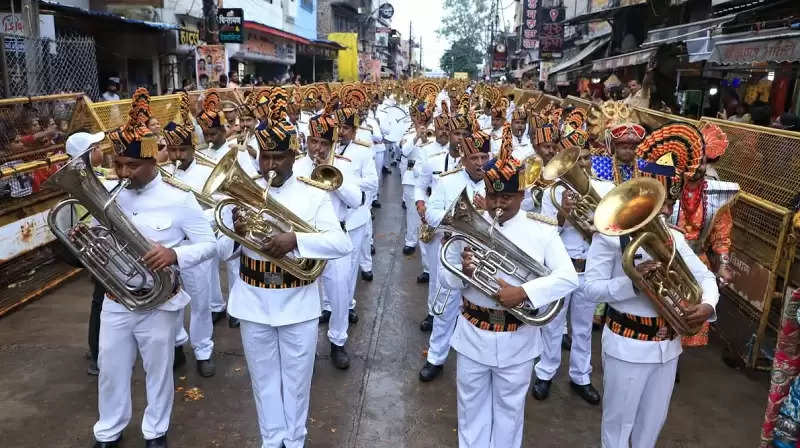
{"left": 202, "top": 149, "right": 327, "bottom": 281}
{"left": 297, "top": 128, "right": 343, "bottom": 191}
{"left": 541, "top": 146, "right": 601, "bottom": 241}
{"left": 593, "top": 177, "right": 704, "bottom": 336}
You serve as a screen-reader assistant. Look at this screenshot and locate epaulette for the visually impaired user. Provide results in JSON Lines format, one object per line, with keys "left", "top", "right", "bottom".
{"left": 359, "top": 124, "right": 373, "bottom": 132}
{"left": 353, "top": 139, "right": 371, "bottom": 147}
{"left": 526, "top": 212, "right": 558, "bottom": 226}
{"left": 438, "top": 166, "right": 463, "bottom": 177}
{"left": 427, "top": 150, "right": 447, "bottom": 158}
{"left": 162, "top": 175, "right": 193, "bottom": 192}
{"left": 334, "top": 154, "right": 352, "bottom": 162}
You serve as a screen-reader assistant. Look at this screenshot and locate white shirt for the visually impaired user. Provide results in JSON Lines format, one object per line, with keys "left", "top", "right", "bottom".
{"left": 489, "top": 127, "right": 503, "bottom": 155}
{"left": 413, "top": 142, "right": 454, "bottom": 203}
{"left": 477, "top": 114, "right": 492, "bottom": 131}
{"left": 364, "top": 115, "right": 385, "bottom": 153}
{"left": 173, "top": 158, "right": 212, "bottom": 192}
{"left": 425, "top": 168, "right": 485, "bottom": 229}
{"left": 584, "top": 229, "right": 719, "bottom": 364}
{"left": 440, "top": 210, "right": 579, "bottom": 367}
{"left": 101, "top": 91, "right": 120, "bottom": 102}
{"left": 337, "top": 140, "right": 378, "bottom": 230}
{"left": 399, "top": 129, "right": 429, "bottom": 186}
{"left": 378, "top": 99, "right": 412, "bottom": 143}
{"left": 103, "top": 173, "right": 217, "bottom": 312}
{"left": 218, "top": 174, "right": 353, "bottom": 326}
{"left": 511, "top": 134, "right": 534, "bottom": 161}
{"left": 198, "top": 140, "right": 235, "bottom": 164}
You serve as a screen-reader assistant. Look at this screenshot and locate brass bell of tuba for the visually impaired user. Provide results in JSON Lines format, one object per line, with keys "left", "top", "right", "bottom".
{"left": 297, "top": 127, "right": 343, "bottom": 191}
{"left": 437, "top": 188, "right": 564, "bottom": 326}
{"left": 45, "top": 148, "right": 181, "bottom": 312}
{"left": 541, "top": 146, "right": 602, "bottom": 241}
{"left": 593, "top": 177, "right": 704, "bottom": 336}
{"left": 201, "top": 149, "right": 327, "bottom": 281}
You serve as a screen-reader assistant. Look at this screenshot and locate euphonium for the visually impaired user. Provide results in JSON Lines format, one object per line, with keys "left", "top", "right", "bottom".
{"left": 297, "top": 128, "right": 343, "bottom": 191}
{"left": 593, "top": 177, "right": 704, "bottom": 336}
{"left": 437, "top": 188, "right": 564, "bottom": 325}
{"left": 201, "top": 149, "right": 327, "bottom": 281}
{"left": 44, "top": 148, "right": 181, "bottom": 312}
{"left": 541, "top": 146, "right": 601, "bottom": 241}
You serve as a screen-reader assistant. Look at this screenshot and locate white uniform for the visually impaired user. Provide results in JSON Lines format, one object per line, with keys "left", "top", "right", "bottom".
{"left": 534, "top": 180, "right": 614, "bottom": 385}
{"left": 584, "top": 229, "right": 719, "bottom": 448}
{"left": 218, "top": 174, "right": 352, "bottom": 448}
{"left": 377, "top": 99, "right": 412, "bottom": 162}
{"left": 171, "top": 159, "right": 222, "bottom": 361}
{"left": 511, "top": 134, "right": 534, "bottom": 161}
{"left": 360, "top": 117, "right": 385, "bottom": 274}
{"left": 489, "top": 127, "right": 503, "bottom": 155}
{"left": 414, "top": 144, "right": 459, "bottom": 314}
{"left": 439, "top": 209, "right": 578, "bottom": 448}
{"left": 400, "top": 129, "right": 426, "bottom": 250}
{"left": 93, "top": 174, "right": 216, "bottom": 443}
{"left": 424, "top": 169, "right": 484, "bottom": 367}
{"left": 294, "top": 155, "right": 362, "bottom": 347}
{"left": 477, "top": 113, "right": 492, "bottom": 131}
{"left": 337, "top": 140, "right": 379, "bottom": 310}
{"left": 197, "top": 140, "right": 234, "bottom": 164}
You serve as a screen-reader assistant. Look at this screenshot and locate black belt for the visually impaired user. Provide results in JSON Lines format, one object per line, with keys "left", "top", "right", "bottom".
{"left": 239, "top": 253, "right": 311, "bottom": 289}
{"left": 606, "top": 307, "right": 676, "bottom": 342}
{"left": 571, "top": 258, "right": 586, "bottom": 273}
{"left": 461, "top": 298, "right": 523, "bottom": 332}
{"left": 106, "top": 280, "right": 182, "bottom": 304}
{"left": 340, "top": 221, "right": 346, "bottom": 231}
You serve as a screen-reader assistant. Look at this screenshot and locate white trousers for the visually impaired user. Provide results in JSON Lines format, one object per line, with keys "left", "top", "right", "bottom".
{"left": 240, "top": 318, "right": 317, "bottom": 448}
{"left": 426, "top": 280, "right": 460, "bottom": 365}
{"left": 420, "top": 235, "right": 430, "bottom": 273}
{"left": 175, "top": 260, "right": 214, "bottom": 360}
{"left": 457, "top": 353, "right": 534, "bottom": 448}
{"left": 93, "top": 306, "right": 178, "bottom": 442}
{"left": 534, "top": 275, "right": 594, "bottom": 384}
{"left": 374, "top": 150, "right": 385, "bottom": 197}
{"left": 208, "top": 255, "right": 226, "bottom": 312}
{"left": 601, "top": 352, "right": 678, "bottom": 448}
{"left": 424, "top": 236, "right": 443, "bottom": 315}
{"left": 402, "top": 184, "right": 420, "bottom": 247}
{"left": 346, "top": 224, "right": 369, "bottom": 309}
{"left": 321, "top": 251, "right": 352, "bottom": 346}
{"left": 360, "top": 221, "right": 373, "bottom": 272}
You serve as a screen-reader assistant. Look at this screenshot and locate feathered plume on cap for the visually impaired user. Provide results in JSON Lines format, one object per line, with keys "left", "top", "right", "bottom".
{"left": 341, "top": 83, "right": 368, "bottom": 110}
{"left": 108, "top": 87, "right": 158, "bottom": 159}
{"left": 434, "top": 100, "right": 450, "bottom": 131}
{"left": 700, "top": 123, "right": 729, "bottom": 160}
{"left": 565, "top": 107, "right": 587, "bottom": 131}
{"left": 197, "top": 89, "right": 226, "bottom": 129}
{"left": 163, "top": 93, "right": 195, "bottom": 147}
{"left": 484, "top": 123, "right": 523, "bottom": 194}
{"left": 335, "top": 107, "right": 359, "bottom": 128}
{"left": 636, "top": 123, "right": 705, "bottom": 200}
{"left": 267, "top": 87, "right": 289, "bottom": 123}
{"left": 491, "top": 98, "right": 509, "bottom": 119}
{"left": 449, "top": 96, "right": 472, "bottom": 132}
{"left": 287, "top": 87, "right": 302, "bottom": 115}
{"left": 530, "top": 109, "right": 560, "bottom": 145}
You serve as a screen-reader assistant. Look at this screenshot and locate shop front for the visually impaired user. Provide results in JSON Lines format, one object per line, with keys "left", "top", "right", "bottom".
{"left": 296, "top": 40, "right": 342, "bottom": 83}
{"left": 226, "top": 22, "right": 305, "bottom": 84}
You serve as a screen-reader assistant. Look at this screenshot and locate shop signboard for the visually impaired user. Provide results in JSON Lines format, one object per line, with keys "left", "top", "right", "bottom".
{"left": 196, "top": 45, "right": 228, "bottom": 89}
{"left": 521, "top": 0, "right": 539, "bottom": 51}
{"left": 237, "top": 33, "right": 296, "bottom": 65}
{"left": 537, "top": 6, "right": 564, "bottom": 59}
{"left": 589, "top": 0, "right": 645, "bottom": 12}
{"left": 218, "top": 8, "right": 244, "bottom": 44}
{"left": 178, "top": 23, "right": 200, "bottom": 47}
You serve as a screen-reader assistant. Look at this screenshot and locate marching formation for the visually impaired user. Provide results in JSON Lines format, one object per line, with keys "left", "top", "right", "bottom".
{"left": 46, "top": 79, "right": 736, "bottom": 448}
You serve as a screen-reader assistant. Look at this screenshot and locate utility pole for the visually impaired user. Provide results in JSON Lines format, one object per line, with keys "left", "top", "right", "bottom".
{"left": 203, "top": 0, "right": 220, "bottom": 44}
{"left": 408, "top": 21, "right": 413, "bottom": 77}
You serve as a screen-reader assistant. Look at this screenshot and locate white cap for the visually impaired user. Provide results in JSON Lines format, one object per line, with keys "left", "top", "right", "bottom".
{"left": 66, "top": 132, "right": 105, "bottom": 158}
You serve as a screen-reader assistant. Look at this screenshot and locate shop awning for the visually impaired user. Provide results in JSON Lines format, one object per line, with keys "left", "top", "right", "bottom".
{"left": 244, "top": 21, "right": 311, "bottom": 45}
{"left": 592, "top": 47, "right": 657, "bottom": 72}
{"left": 40, "top": 0, "right": 178, "bottom": 30}
{"left": 563, "top": 1, "right": 646, "bottom": 25}
{"left": 511, "top": 63, "right": 539, "bottom": 79}
{"left": 548, "top": 37, "right": 610, "bottom": 76}
{"left": 709, "top": 30, "right": 800, "bottom": 64}
{"left": 641, "top": 14, "right": 736, "bottom": 47}
{"left": 314, "top": 39, "right": 346, "bottom": 50}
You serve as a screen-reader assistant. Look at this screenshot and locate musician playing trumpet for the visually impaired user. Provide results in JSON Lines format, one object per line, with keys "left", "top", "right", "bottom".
{"left": 584, "top": 123, "right": 718, "bottom": 448}
{"left": 438, "top": 131, "right": 578, "bottom": 448}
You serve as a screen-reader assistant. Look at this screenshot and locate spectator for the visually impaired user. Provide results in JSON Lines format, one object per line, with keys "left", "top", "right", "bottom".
{"left": 101, "top": 77, "right": 121, "bottom": 102}
{"left": 623, "top": 72, "right": 652, "bottom": 108}
{"left": 773, "top": 113, "right": 800, "bottom": 131}
{"left": 228, "top": 72, "right": 240, "bottom": 88}
{"left": 750, "top": 102, "right": 772, "bottom": 127}
{"left": 219, "top": 74, "right": 228, "bottom": 88}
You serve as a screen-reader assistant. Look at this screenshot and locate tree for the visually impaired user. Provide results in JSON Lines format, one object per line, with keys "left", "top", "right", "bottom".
{"left": 440, "top": 39, "right": 483, "bottom": 78}
{"left": 437, "top": 0, "right": 490, "bottom": 48}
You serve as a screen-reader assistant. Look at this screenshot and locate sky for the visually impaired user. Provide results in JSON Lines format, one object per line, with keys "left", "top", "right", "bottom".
{"left": 388, "top": 0, "right": 517, "bottom": 71}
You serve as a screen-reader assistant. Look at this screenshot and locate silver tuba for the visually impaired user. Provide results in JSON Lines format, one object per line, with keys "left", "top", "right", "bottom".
{"left": 437, "top": 188, "right": 564, "bottom": 326}
{"left": 44, "top": 148, "right": 181, "bottom": 312}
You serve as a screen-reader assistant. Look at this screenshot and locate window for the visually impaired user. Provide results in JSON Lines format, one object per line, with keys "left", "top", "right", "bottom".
{"left": 301, "top": 0, "right": 313, "bottom": 11}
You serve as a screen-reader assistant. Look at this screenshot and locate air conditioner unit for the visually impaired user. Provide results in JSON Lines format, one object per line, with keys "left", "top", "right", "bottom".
{"left": 283, "top": 0, "right": 297, "bottom": 20}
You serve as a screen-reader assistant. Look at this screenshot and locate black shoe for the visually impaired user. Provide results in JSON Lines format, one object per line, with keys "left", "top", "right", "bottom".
{"left": 371, "top": 244, "right": 375, "bottom": 255}
{"left": 228, "top": 316, "right": 240, "bottom": 328}
{"left": 330, "top": 343, "right": 351, "bottom": 369}
{"left": 197, "top": 358, "right": 216, "bottom": 377}
{"left": 145, "top": 434, "right": 167, "bottom": 448}
{"left": 561, "top": 334, "right": 572, "bottom": 351}
{"left": 531, "top": 378, "right": 551, "bottom": 400}
{"left": 88, "top": 359, "right": 99, "bottom": 376}
{"left": 416, "top": 272, "right": 429, "bottom": 283}
{"left": 173, "top": 346, "right": 186, "bottom": 370}
{"left": 211, "top": 310, "right": 226, "bottom": 324}
{"left": 570, "top": 381, "right": 601, "bottom": 405}
{"left": 420, "top": 314, "right": 434, "bottom": 332}
{"left": 419, "top": 361, "right": 443, "bottom": 382}
{"left": 402, "top": 201, "right": 407, "bottom": 209}
{"left": 382, "top": 167, "right": 391, "bottom": 175}
{"left": 402, "top": 245, "right": 416, "bottom": 255}
{"left": 391, "top": 161, "right": 397, "bottom": 167}
{"left": 348, "top": 309, "right": 359, "bottom": 324}
{"left": 361, "top": 270, "right": 373, "bottom": 281}
{"left": 319, "top": 309, "right": 331, "bottom": 324}
{"left": 92, "top": 436, "right": 120, "bottom": 447}
{"left": 372, "top": 200, "right": 382, "bottom": 208}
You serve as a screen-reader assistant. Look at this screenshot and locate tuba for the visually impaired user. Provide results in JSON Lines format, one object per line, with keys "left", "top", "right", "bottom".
{"left": 437, "top": 188, "right": 564, "bottom": 325}
{"left": 541, "top": 146, "right": 601, "bottom": 241}
{"left": 593, "top": 177, "right": 704, "bottom": 336}
{"left": 202, "top": 149, "right": 327, "bottom": 281}
{"left": 297, "top": 128, "right": 343, "bottom": 191}
{"left": 44, "top": 148, "right": 181, "bottom": 312}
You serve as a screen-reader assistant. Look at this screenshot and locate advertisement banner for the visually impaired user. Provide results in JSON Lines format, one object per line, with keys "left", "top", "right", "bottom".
{"left": 537, "top": 7, "right": 565, "bottom": 59}
{"left": 196, "top": 45, "right": 228, "bottom": 89}
{"left": 328, "top": 33, "right": 359, "bottom": 82}
{"left": 521, "top": 0, "right": 539, "bottom": 51}
{"left": 218, "top": 8, "right": 244, "bottom": 44}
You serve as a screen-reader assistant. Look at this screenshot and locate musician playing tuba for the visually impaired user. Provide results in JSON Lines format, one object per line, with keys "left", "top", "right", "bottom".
{"left": 584, "top": 122, "right": 719, "bottom": 448}
{"left": 437, "top": 130, "right": 578, "bottom": 448}
{"left": 216, "top": 116, "right": 352, "bottom": 448}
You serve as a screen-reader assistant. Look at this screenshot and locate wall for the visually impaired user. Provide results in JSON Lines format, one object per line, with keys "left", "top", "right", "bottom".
{"left": 222, "top": 0, "right": 283, "bottom": 28}
{"left": 328, "top": 32, "right": 358, "bottom": 81}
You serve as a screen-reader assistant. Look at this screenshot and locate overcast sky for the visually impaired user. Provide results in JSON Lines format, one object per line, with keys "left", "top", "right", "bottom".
{"left": 388, "top": 0, "right": 516, "bottom": 71}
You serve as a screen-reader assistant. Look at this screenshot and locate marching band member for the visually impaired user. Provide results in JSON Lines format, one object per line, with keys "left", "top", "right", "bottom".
{"left": 297, "top": 111, "right": 363, "bottom": 369}
{"left": 440, "top": 128, "right": 578, "bottom": 447}
{"left": 489, "top": 98, "right": 508, "bottom": 155}
{"left": 414, "top": 107, "right": 459, "bottom": 332}
{"left": 163, "top": 94, "right": 220, "bottom": 377}
{"left": 366, "top": 92, "right": 387, "bottom": 205}
{"left": 217, "top": 118, "right": 352, "bottom": 448}
{"left": 197, "top": 90, "right": 234, "bottom": 164}
{"left": 377, "top": 88, "right": 412, "bottom": 172}
{"left": 356, "top": 104, "right": 382, "bottom": 281}
{"left": 335, "top": 104, "right": 379, "bottom": 325}
{"left": 93, "top": 89, "right": 216, "bottom": 448}
{"left": 400, "top": 97, "right": 435, "bottom": 259}
{"left": 584, "top": 123, "right": 719, "bottom": 448}
{"left": 418, "top": 113, "right": 489, "bottom": 382}
{"left": 510, "top": 104, "right": 535, "bottom": 161}
{"left": 477, "top": 100, "right": 492, "bottom": 131}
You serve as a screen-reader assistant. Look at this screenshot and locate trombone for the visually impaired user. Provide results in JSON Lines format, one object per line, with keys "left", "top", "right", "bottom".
{"left": 297, "top": 128, "right": 344, "bottom": 191}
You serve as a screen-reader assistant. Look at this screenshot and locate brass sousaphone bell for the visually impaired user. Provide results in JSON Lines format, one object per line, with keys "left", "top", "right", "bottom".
{"left": 541, "top": 146, "right": 602, "bottom": 241}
